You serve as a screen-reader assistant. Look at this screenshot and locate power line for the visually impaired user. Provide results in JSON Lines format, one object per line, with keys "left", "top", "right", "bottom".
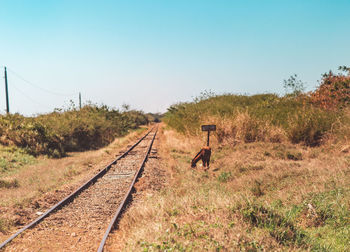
{"left": 6, "top": 67, "right": 78, "bottom": 97}
{"left": 10, "top": 81, "right": 52, "bottom": 110}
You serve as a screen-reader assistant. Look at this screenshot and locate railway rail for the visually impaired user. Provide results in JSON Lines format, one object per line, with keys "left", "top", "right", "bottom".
{"left": 0, "top": 126, "right": 158, "bottom": 251}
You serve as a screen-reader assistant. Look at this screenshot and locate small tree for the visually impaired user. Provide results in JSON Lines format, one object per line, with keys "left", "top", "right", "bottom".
{"left": 338, "top": 65, "right": 350, "bottom": 75}
{"left": 283, "top": 74, "right": 306, "bottom": 96}
{"left": 310, "top": 66, "right": 350, "bottom": 109}
{"left": 121, "top": 103, "right": 130, "bottom": 112}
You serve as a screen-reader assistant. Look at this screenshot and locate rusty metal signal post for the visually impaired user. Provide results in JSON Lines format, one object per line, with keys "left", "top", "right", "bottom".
{"left": 201, "top": 124, "right": 216, "bottom": 146}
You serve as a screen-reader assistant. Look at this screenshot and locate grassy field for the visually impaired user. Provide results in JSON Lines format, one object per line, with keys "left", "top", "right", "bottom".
{"left": 117, "top": 70, "right": 350, "bottom": 250}
{"left": 118, "top": 127, "right": 350, "bottom": 251}
{"left": 2, "top": 68, "right": 350, "bottom": 250}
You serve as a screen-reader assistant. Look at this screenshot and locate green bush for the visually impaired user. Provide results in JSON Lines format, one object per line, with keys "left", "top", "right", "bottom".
{"left": 0, "top": 104, "right": 148, "bottom": 157}
{"left": 0, "top": 146, "right": 36, "bottom": 173}
{"left": 287, "top": 107, "right": 338, "bottom": 146}
{"left": 164, "top": 92, "right": 340, "bottom": 146}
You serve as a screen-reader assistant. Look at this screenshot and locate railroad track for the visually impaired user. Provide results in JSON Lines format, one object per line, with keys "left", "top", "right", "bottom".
{"left": 0, "top": 126, "right": 158, "bottom": 251}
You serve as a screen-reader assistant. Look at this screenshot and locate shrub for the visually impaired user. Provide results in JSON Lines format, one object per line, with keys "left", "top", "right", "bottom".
{"left": 0, "top": 104, "right": 148, "bottom": 157}
{"left": 310, "top": 67, "right": 350, "bottom": 110}
{"left": 164, "top": 93, "right": 337, "bottom": 146}
{"left": 0, "top": 146, "right": 36, "bottom": 173}
{"left": 286, "top": 107, "right": 338, "bottom": 146}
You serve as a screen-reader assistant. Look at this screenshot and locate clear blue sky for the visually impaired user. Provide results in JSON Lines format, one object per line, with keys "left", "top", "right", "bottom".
{"left": 0, "top": 0, "right": 349, "bottom": 115}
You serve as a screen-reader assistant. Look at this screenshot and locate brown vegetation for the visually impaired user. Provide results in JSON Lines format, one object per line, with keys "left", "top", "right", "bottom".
{"left": 106, "top": 69, "right": 350, "bottom": 250}
{"left": 310, "top": 66, "right": 350, "bottom": 109}
{"left": 113, "top": 127, "right": 350, "bottom": 251}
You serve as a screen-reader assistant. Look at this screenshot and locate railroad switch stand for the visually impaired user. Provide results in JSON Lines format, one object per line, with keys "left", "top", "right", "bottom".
{"left": 191, "top": 125, "right": 216, "bottom": 169}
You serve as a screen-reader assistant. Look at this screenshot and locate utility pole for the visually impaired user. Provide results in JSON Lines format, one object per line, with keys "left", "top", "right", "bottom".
{"left": 79, "top": 92, "right": 81, "bottom": 109}
{"left": 4, "top": 67, "right": 9, "bottom": 114}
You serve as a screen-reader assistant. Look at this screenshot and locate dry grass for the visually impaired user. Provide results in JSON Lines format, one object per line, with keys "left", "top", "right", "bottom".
{"left": 165, "top": 93, "right": 340, "bottom": 147}
{"left": 114, "top": 127, "right": 350, "bottom": 251}
{"left": 0, "top": 127, "right": 147, "bottom": 240}
{"left": 0, "top": 179, "right": 19, "bottom": 189}
{"left": 213, "top": 112, "right": 287, "bottom": 145}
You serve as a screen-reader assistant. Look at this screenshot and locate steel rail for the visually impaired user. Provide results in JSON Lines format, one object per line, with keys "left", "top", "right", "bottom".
{"left": 0, "top": 127, "right": 154, "bottom": 250}
{"left": 97, "top": 126, "right": 158, "bottom": 252}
